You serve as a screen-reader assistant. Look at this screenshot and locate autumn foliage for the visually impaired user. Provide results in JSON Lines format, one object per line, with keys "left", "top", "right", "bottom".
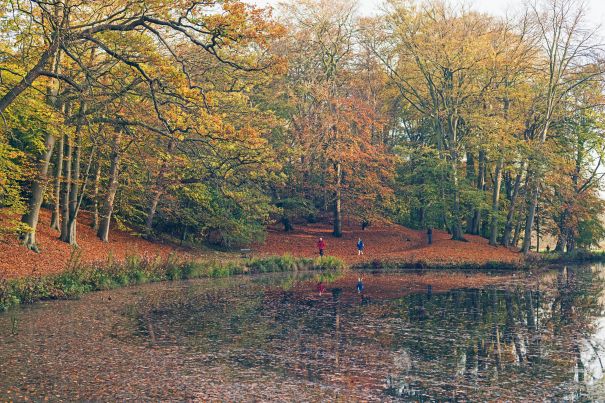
{"left": 0, "top": 0, "right": 604, "bottom": 274}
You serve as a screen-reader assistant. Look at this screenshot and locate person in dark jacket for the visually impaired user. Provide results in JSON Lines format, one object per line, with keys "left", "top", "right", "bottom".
{"left": 356, "top": 277, "right": 364, "bottom": 293}
{"left": 427, "top": 227, "right": 433, "bottom": 245}
{"left": 357, "top": 238, "right": 365, "bottom": 255}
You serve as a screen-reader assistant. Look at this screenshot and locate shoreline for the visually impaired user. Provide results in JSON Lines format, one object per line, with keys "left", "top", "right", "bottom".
{"left": 2, "top": 250, "right": 604, "bottom": 311}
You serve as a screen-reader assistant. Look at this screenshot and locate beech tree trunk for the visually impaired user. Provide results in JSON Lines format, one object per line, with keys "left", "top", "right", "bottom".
{"left": 48, "top": 51, "right": 63, "bottom": 231}
{"left": 144, "top": 139, "right": 176, "bottom": 235}
{"left": 98, "top": 140, "right": 121, "bottom": 242}
{"left": 512, "top": 216, "right": 523, "bottom": 248}
{"left": 502, "top": 167, "right": 524, "bottom": 247}
{"left": 522, "top": 182, "right": 538, "bottom": 253}
{"left": 450, "top": 152, "right": 465, "bottom": 241}
{"left": 333, "top": 162, "right": 342, "bottom": 237}
{"left": 50, "top": 135, "right": 64, "bottom": 231}
{"left": 65, "top": 127, "right": 82, "bottom": 245}
{"left": 59, "top": 135, "right": 72, "bottom": 242}
{"left": 566, "top": 236, "right": 575, "bottom": 253}
{"left": 465, "top": 152, "right": 476, "bottom": 233}
{"left": 20, "top": 133, "right": 56, "bottom": 251}
{"left": 555, "top": 213, "right": 568, "bottom": 252}
{"left": 471, "top": 150, "right": 486, "bottom": 235}
{"left": 145, "top": 191, "right": 162, "bottom": 235}
{"left": 523, "top": 120, "right": 553, "bottom": 254}
{"left": 489, "top": 158, "right": 503, "bottom": 246}
{"left": 92, "top": 163, "right": 101, "bottom": 231}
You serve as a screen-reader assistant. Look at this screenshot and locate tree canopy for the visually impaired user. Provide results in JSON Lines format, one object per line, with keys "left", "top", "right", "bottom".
{"left": 1, "top": 0, "right": 604, "bottom": 253}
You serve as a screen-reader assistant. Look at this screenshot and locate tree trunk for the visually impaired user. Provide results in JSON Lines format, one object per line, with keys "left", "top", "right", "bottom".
{"left": 48, "top": 50, "right": 63, "bottom": 231}
{"left": 522, "top": 121, "right": 552, "bottom": 254}
{"left": 92, "top": 162, "right": 101, "bottom": 231}
{"left": 65, "top": 126, "right": 82, "bottom": 245}
{"left": 451, "top": 156, "right": 464, "bottom": 240}
{"left": 535, "top": 204, "right": 541, "bottom": 252}
{"left": 502, "top": 166, "right": 524, "bottom": 247}
{"left": 59, "top": 135, "right": 72, "bottom": 242}
{"left": 50, "top": 135, "right": 64, "bottom": 231}
{"left": 555, "top": 213, "right": 568, "bottom": 252}
{"left": 466, "top": 152, "right": 476, "bottom": 233}
{"left": 333, "top": 162, "right": 342, "bottom": 237}
{"left": 145, "top": 191, "right": 162, "bottom": 236}
{"left": 471, "top": 150, "right": 486, "bottom": 235}
{"left": 521, "top": 182, "right": 538, "bottom": 254}
{"left": 97, "top": 140, "right": 121, "bottom": 242}
{"left": 512, "top": 215, "right": 523, "bottom": 248}
{"left": 489, "top": 158, "right": 503, "bottom": 246}
{"left": 20, "top": 133, "right": 56, "bottom": 251}
{"left": 144, "top": 139, "right": 176, "bottom": 235}
{"left": 282, "top": 216, "right": 293, "bottom": 232}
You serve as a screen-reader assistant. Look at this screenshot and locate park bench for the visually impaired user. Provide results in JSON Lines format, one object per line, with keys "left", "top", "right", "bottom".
{"left": 240, "top": 248, "right": 253, "bottom": 258}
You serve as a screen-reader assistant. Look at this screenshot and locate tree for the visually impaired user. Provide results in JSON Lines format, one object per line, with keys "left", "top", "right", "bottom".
{"left": 520, "top": 0, "right": 604, "bottom": 253}
{"left": 1, "top": 0, "right": 283, "bottom": 248}
{"left": 367, "top": 1, "right": 515, "bottom": 240}
{"left": 268, "top": 0, "right": 393, "bottom": 237}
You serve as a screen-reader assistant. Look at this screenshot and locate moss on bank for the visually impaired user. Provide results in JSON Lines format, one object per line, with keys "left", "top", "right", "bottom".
{"left": 0, "top": 254, "right": 345, "bottom": 311}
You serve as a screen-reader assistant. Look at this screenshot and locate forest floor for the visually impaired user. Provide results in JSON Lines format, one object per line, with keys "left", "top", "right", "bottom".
{"left": 1, "top": 210, "right": 522, "bottom": 279}
{"left": 256, "top": 222, "right": 522, "bottom": 266}
{"left": 0, "top": 209, "right": 223, "bottom": 279}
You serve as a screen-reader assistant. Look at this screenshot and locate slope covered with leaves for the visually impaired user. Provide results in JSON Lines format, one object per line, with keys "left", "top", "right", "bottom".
{"left": 0, "top": 209, "right": 200, "bottom": 279}
{"left": 257, "top": 223, "right": 522, "bottom": 265}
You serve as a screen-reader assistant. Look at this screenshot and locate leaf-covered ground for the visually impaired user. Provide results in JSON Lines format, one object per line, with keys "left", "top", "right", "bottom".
{"left": 257, "top": 223, "right": 522, "bottom": 265}
{"left": 1, "top": 211, "right": 521, "bottom": 280}
{"left": 0, "top": 210, "right": 207, "bottom": 279}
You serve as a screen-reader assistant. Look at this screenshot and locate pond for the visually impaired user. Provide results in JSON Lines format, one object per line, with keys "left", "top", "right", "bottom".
{"left": 1, "top": 265, "right": 604, "bottom": 401}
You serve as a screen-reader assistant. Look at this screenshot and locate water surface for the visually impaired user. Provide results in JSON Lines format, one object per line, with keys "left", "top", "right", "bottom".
{"left": 1, "top": 266, "right": 604, "bottom": 400}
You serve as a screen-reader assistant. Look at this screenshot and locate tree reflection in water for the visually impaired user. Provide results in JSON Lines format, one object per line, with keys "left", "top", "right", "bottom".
{"left": 125, "top": 266, "right": 605, "bottom": 400}
{"left": 1, "top": 267, "right": 604, "bottom": 400}
{"left": 396, "top": 265, "right": 605, "bottom": 400}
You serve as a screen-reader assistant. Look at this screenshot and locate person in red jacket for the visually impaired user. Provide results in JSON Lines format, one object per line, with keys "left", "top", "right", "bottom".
{"left": 317, "top": 237, "right": 326, "bottom": 256}
{"left": 317, "top": 281, "right": 326, "bottom": 296}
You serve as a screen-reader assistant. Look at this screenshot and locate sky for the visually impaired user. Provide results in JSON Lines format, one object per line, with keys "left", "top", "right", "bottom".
{"left": 252, "top": 0, "right": 605, "bottom": 38}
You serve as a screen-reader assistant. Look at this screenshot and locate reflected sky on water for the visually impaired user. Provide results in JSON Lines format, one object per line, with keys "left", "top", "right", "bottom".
{"left": 1, "top": 266, "right": 604, "bottom": 401}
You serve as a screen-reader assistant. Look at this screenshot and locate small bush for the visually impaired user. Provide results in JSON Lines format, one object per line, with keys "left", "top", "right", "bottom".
{"left": 166, "top": 265, "right": 183, "bottom": 281}
{"left": 312, "top": 256, "right": 345, "bottom": 271}
{"left": 91, "top": 270, "right": 115, "bottom": 290}
{"left": 248, "top": 255, "right": 300, "bottom": 273}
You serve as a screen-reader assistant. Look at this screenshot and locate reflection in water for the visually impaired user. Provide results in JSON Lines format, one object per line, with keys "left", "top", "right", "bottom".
{"left": 1, "top": 266, "right": 604, "bottom": 400}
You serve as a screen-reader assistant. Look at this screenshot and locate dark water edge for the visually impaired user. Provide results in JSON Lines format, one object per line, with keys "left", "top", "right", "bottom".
{"left": 1, "top": 265, "right": 604, "bottom": 401}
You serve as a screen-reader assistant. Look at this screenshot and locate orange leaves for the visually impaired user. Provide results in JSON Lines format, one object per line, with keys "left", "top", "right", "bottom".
{"left": 0, "top": 209, "right": 199, "bottom": 279}
{"left": 256, "top": 221, "right": 521, "bottom": 265}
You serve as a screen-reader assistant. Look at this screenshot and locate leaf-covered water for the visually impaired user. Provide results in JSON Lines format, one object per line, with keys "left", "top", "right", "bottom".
{"left": 1, "top": 266, "right": 604, "bottom": 401}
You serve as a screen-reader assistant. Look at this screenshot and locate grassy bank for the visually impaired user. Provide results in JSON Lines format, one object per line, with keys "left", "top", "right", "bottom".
{"left": 4, "top": 248, "right": 604, "bottom": 312}
{"left": 352, "top": 250, "right": 605, "bottom": 272}
{"left": 0, "top": 254, "right": 345, "bottom": 311}
{"left": 352, "top": 259, "right": 525, "bottom": 271}
{"left": 534, "top": 249, "right": 605, "bottom": 264}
